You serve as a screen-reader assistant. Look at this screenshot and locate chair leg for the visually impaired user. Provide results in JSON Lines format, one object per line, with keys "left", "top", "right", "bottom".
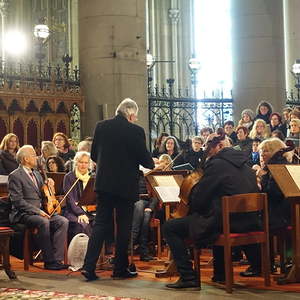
{"left": 64, "top": 240, "right": 68, "bottom": 265}
{"left": 193, "top": 248, "right": 201, "bottom": 289}
{"left": 277, "top": 233, "right": 286, "bottom": 274}
{"left": 261, "top": 241, "right": 271, "bottom": 286}
{"left": 2, "top": 236, "right": 17, "bottom": 279}
{"left": 157, "top": 222, "right": 161, "bottom": 259}
{"left": 223, "top": 244, "right": 233, "bottom": 293}
{"left": 23, "top": 229, "right": 30, "bottom": 271}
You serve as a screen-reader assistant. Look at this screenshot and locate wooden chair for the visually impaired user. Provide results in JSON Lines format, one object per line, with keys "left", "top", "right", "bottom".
{"left": 149, "top": 217, "right": 162, "bottom": 258}
{"left": 193, "top": 193, "right": 271, "bottom": 293}
{"left": 23, "top": 227, "right": 68, "bottom": 270}
{"left": 0, "top": 226, "right": 17, "bottom": 279}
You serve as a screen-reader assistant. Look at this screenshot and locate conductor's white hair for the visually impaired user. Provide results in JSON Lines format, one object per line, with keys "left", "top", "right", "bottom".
{"left": 16, "top": 145, "right": 35, "bottom": 164}
{"left": 115, "top": 98, "right": 138, "bottom": 118}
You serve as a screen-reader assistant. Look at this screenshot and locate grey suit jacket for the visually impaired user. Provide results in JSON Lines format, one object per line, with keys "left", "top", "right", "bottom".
{"left": 9, "top": 165, "right": 44, "bottom": 223}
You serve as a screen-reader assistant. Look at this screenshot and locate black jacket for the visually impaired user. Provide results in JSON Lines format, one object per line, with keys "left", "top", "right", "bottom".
{"left": 91, "top": 114, "right": 154, "bottom": 201}
{"left": 261, "top": 153, "right": 291, "bottom": 230}
{"left": 188, "top": 147, "right": 260, "bottom": 247}
{"left": 174, "top": 149, "right": 204, "bottom": 169}
{"left": 0, "top": 150, "right": 18, "bottom": 175}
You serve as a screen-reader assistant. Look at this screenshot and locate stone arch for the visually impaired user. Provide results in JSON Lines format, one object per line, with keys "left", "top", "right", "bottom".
{"left": 40, "top": 101, "right": 54, "bottom": 114}
{"left": 57, "top": 120, "right": 67, "bottom": 134}
{"left": 44, "top": 120, "right": 54, "bottom": 141}
{"left": 8, "top": 99, "right": 23, "bottom": 113}
{"left": 0, "top": 118, "right": 7, "bottom": 141}
{"left": 56, "top": 101, "right": 68, "bottom": 113}
{"left": 27, "top": 119, "right": 38, "bottom": 149}
{"left": 26, "top": 100, "right": 39, "bottom": 112}
{"left": 13, "top": 118, "right": 24, "bottom": 146}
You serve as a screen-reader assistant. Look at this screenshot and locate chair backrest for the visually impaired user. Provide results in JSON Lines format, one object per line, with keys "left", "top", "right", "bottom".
{"left": 221, "top": 193, "right": 269, "bottom": 237}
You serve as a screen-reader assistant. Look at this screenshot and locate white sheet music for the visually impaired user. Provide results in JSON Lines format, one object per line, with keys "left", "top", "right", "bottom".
{"left": 286, "top": 165, "right": 300, "bottom": 190}
{"left": 154, "top": 186, "right": 180, "bottom": 203}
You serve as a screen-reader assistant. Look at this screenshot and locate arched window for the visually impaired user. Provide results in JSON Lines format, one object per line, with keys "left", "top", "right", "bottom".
{"left": 27, "top": 119, "right": 38, "bottom": 149}
{"left": 13, "top": 118, "right": 24, "bottom": 146}
{"left": 44, "top": 120, "right": 54, "bottom": 141}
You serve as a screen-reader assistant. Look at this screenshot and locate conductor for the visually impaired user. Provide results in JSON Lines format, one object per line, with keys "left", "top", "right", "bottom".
{"left": 82, "top": 98, "right": 154, "bottom": 281}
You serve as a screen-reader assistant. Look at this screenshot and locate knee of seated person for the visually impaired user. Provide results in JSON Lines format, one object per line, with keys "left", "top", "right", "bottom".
{"left": 57, "top": 216, "right": 69, "bottom": 228}
{"left": 134, "top": 200, "right": 145, "bottom": 210}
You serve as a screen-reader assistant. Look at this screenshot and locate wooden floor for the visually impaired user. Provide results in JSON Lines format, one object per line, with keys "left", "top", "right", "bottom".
{"left": 6, "top": 250, "right": 300, "bottom": 293}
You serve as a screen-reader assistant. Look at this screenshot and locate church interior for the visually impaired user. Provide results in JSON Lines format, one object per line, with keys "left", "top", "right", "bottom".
{"left": 1, "top": 0, "right": 300, "bottom": 299}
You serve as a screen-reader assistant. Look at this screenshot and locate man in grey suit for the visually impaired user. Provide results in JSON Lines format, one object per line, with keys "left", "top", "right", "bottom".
{"left": 9, "top": 145, "right": 69, "bottom": 270}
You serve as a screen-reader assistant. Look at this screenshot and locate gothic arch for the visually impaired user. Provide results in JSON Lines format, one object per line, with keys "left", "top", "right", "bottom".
{"left": 13, "top": 118, "right": 24, "bottom": 146}
{"left": 26, "top": 100, "right": 39, "bottom": 112}
{"left": 8, "top": 99, "right": 23, "bottom": 113}
{"left": 44, "top": 120, "right": 54, "bottom": 141}
{"left": 40, "top": 101, "right": 54, "bottom": 114}
{"left": 57, "top": 120, "right": 66, "bottom": 134}
{"left": 27, "top": 119, "right": 38, "bottom": 149}
{"left": 56, "top": 101, "right": 68, "bottom": 113}
{"left": 0, "top": 118, "right": 7, "bottom": 141}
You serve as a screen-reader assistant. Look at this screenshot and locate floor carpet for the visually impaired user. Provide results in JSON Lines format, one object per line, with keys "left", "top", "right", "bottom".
{"left": 0, "top": 288, "right": 143, "bottom": 300}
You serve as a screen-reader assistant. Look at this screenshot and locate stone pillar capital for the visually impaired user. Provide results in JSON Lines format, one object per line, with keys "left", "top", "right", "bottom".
{"left": 168, "top": 8, "right": 180, "bottom": 25}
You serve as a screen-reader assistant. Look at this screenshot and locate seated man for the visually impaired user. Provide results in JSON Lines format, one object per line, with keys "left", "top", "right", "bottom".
{"left": 131, "top": 174, "right": 158, "bottom": 261}
{"left": 8, "top": 145, "right": 69, "bottom": 270}
{"left": 164, "top": 133, "right": 261, "bottom": 289}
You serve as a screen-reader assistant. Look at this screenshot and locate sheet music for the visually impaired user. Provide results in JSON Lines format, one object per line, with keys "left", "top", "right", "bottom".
{"left": 153, "top": 175, "right": 178, "bottom": 187}
{"left": 154, "top": 186, "right": 180, "bottom": 203}
{"left": 286, "top": 165, "right": 300, "bottom": 190}
{"left": 0, "top": 175, "right": 8, "bottom": 184}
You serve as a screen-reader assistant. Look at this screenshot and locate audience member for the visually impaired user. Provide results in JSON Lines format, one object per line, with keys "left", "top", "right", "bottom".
{"left": 270, "top": 112, "right": 286, "bottom": 137}
{"left": 53, "top": 132, "right": 76, "bottom": 163}
{"left": 234, "top": 126, "right": 252, "bottom": 156}
{"left": 223, "top": 121, "right": 237, "bottom": 144}
{"left": 255, "top": 101, "right": 273, "bottom": 124}
{"left": 152, "top": 132, "right": 169, "bottom": 158}
{"left": 238, "top": 109, "right": 254, "bottom": 130}
{"left": 38, "top": 141, "right": 58, "bottom": 171}
{"left": 249, "top": 119, "right": 270, "bottom": 141}
{"left": 0, "top": 133, "right": 20, "bottom": 175}
{"left": 46, "top": 156, "right": 65, "bottom": 173}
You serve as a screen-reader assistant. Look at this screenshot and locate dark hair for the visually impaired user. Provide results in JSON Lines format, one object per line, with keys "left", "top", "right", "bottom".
{"left": 162, "top": 136, "right": 180, "bottom": 155}
{"left": 52, "top": 132, "right": 70, "bottom": 150}
{"left": 224, "top": 120, "right": 234, "bottom": 127}
{"left": 200, "top": 127, "right": 213, "bottom": 135}
{"left": 155, "top": 132, "right": 169, "bottom": 148}
{"left": 271, "top": 129, "right": 285, "bottom": 141}
{"left": 252, "top": 137, "right": 261, "bottom": 144}
{"left": 270, "top": 112, "right": 282, "bottom": 124}
{"left": 236, "top": 125, "right": 249, "bottom": 135}
{"left": 256, "top": 101, "right": 273, "bottom": 116}
{"left": 46, "top": 155, "right": 65, "bottom": 172}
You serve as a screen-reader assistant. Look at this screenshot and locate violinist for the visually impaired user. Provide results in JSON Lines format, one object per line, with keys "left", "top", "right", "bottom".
{"left": 63, "top": 151, "right": 93, "bottom": 243}
{"left": 164, "top": 133, "right": 262, "bottom": 289}
{"left": 8, "top": 145, "right": 69, "bottom": 270}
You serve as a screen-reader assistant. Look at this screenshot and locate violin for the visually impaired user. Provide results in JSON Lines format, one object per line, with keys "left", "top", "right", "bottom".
{"left": 171, "top": 168, "right": 203, "bottom": 218}
{"left": 39, "top": 166, "right": 61, "bottom": 215}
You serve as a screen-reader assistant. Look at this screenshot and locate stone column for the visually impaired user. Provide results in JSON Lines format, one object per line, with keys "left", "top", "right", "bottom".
{"left": 283, "top": 0, "right": 300, "bottom": 95}
{"left": 0, "top": 0, "right": 9, "bottom": 61}
{"left": 79, "top": 0, "right": 148, "bottom": 137}
{"left": 231, "top": 0, "right": 286, "bottom": 122}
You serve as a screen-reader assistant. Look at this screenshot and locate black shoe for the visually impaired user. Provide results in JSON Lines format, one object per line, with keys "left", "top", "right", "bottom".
{"left": 240, "top": 266, "right": 261, "bottom": 277}
{"left": 140, "top": 254, "right": 154, "bottom": 262}
{"left": 111, "top": 269, "right": 138, "bottom": 279}
{"left": 81, "top": 269, "right": 99, "bottom": 282}
{"left": 166, "top": 278, "right": 200, "bottom": 290}
{"left": 211, "top": 276, "right": 225, "bottom": 284}
{"left": 44, "top": 262, "right": 66, "bottom": 270}
{"left": 56, "top": 262, "right": 69, "bottom": 270}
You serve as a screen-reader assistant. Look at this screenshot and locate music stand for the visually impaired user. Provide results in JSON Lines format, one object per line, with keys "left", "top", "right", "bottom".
{"left": 268, "top": 164, "right": 300, "bottom": 284}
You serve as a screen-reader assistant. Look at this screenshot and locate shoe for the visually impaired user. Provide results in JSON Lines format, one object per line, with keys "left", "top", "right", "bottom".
{"left": 44, "top": 262, "right": 67, "bottom": 270}
{"left": 166, "top": 278, "right": 200, "bottom": 290}
{"left": 81, "top": 269, "right": 99, "bottom": 282}
{"left": 140, "top": 254, "right": 154, "bottom": 262}
{"left": 111, "top": 269, "right": 138, "bottom": 279}
{"left": 211, "top": 276, "right": 225, "bottom": 284}
{"left": 56, "top": 262, "right": 69, "bottom": 270}
{"left": 240, "top": 266, "right": 261, "bottom": 277}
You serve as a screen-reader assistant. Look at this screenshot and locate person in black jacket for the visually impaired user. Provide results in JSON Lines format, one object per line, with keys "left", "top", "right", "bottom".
{"left": 82, "top": 98, "right": 154, "bottom": 281}
{"left": 164, "top": 133, "right": 261, "bottom": 289}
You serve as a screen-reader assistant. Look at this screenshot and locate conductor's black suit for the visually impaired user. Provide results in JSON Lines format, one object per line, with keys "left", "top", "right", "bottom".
{"left": 83, "top": 114, "right": 154, "bottom": 275}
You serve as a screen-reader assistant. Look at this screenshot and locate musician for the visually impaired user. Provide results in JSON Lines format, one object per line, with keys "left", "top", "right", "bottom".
{"left": 160, "top": 136, "right": 181, "bottom": 160}
{"left": 82, "top": 98, "right": 154, "bottom": 281}
{"left": 46, "top": 156, "right": 65, "bottom": 173}
{"left": 8, "top": 145, "right": 69, "bottom": 270}
{"left": 63, "top": 151, "right": 93, "bottom": 243}
{"left": 37, "top": 141, "right": 58, "bottom": 172}
{"left": 52, "top": 132, "right": 76, "bottom": 163}
{"left": 164, "top": 133, "right": 261, "bottom": 289}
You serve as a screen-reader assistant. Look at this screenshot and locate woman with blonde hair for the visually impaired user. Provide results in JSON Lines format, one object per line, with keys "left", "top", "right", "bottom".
{"left": 37, "top": 141, "right": 58, "bottom": 171}
{"left": 63, "top": 151, "right": 93, "bottom": 243}
{"left": 249, "top": 119, "right": 270, "bottom": 141}
{"left": 0, "top": 133, "right": 20, "bottom": 175}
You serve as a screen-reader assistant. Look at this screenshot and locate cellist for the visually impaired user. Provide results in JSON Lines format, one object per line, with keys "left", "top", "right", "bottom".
{"left": 164, "top": 132, "right": 262, "bottom": 290}
{"left": 8, "top": 145, "right": 69, "bottom": 270}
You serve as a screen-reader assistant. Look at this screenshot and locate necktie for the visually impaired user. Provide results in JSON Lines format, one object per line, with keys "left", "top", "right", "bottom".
{"left": 29, "top": 171, "right": 38, "bottom": 188}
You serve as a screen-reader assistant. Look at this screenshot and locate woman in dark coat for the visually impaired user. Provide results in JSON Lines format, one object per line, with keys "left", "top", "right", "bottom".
{"left": 0, "top": 133, "right": 20, "bottom": 175}
{"left": 53, "top": 132, "right": 76, "bottom": 163}
{"left": 256, "top": 138, "right": 292, "bottom": 230}
{"left": 63, "top": 151, "right": 92, "bottom": 243}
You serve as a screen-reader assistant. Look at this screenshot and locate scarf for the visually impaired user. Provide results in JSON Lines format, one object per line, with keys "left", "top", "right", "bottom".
{"left": 75, "top": 169, "right": 90, "bottom": 189}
